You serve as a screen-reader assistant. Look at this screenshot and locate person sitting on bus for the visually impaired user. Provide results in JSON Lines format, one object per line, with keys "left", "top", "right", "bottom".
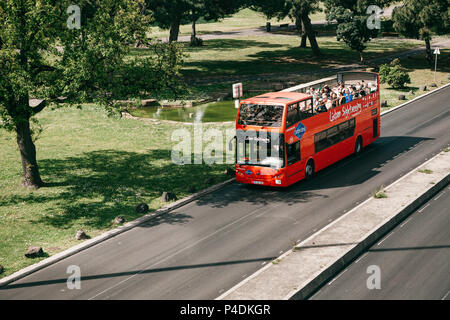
{"left": 351, "top": 87, "right": 359, "bottom": 99}
{"left": 330, "top": 92, "right": 338, "bottom": 108}
{"left": 359, "top": 86, "right": 366, "bottom": 97}
{"left": 368, "top": 82, "right": 377, "bottom": 92}
{"left": 338, "top": 92, "right": 346, "bottom": 106}
{"left": 344, "top": 89, "right": 353, "bottom": 103}
{"left": 323, "top": 96, "right": 333, "bottom": 110}
{"left": 315, "top": 99, "right": 327, "bottom": 113}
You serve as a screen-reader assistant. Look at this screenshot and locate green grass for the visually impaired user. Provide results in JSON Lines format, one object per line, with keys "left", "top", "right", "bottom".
{"left": 418, "top": 169, "right": 433, "bottom": 174}
{"left": 131, "top": 36, "right": 423, "bottom": 80}
{"left": 373, "top": 186, "right": 388, "bottom": 199}
{"left": 150, "top": 7, "right": 326, "bottom": 39}
{"left": 380, "top": 48, "right": 450, "bottom": 110}
{"left": 0, "top": 104, "right": 234, "bottom": 277}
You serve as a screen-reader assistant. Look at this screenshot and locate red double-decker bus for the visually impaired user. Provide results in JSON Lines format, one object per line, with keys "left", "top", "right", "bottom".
{"left": 233, "top": 71, "right": 380, "bottom": 187}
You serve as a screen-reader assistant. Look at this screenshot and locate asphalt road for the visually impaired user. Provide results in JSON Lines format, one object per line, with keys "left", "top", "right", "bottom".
{"left": 310, "top": 185, "right": 450, "bottom": 300}
{"left": 1, "top": 86, "right": 449, "bottom": 300}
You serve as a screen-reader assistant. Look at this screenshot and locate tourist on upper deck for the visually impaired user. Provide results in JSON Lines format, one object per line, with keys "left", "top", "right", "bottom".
{"left": 315, "top": 98, "right": 327, "bottom": 113}
{"left": 344, "top": 88, "right": 353, "bottom": 103}
{"left": 330, "top": 92, "right": 338, "bottom": 108}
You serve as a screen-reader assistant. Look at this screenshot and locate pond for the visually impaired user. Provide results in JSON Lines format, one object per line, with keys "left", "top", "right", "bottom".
{"left": 129, "top": 100, "right": 238, "bottom": 123}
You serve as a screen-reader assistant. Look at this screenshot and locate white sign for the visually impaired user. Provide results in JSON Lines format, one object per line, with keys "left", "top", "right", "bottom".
{"left": 433, "top": 48, "right": 440, "bottom": 55}
{"left": 233, "top": 83, "right": 243, "bottom": 99}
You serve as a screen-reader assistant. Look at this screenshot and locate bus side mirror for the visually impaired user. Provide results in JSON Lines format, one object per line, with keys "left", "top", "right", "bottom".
{"left": 228, "top": 136, "right": 236, "bottom": 152}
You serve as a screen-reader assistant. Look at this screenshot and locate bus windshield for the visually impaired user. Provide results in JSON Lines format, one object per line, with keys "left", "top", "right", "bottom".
{"left": 236, "top": 130, "right": 285, "bottom": 168}
{"left": 238, "top": 104, "right": 284, "bottom": 127}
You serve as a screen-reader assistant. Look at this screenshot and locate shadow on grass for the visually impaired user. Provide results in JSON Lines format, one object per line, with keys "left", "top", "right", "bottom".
{"left": 0, "top": 149, "right": 228, "bottom": 230}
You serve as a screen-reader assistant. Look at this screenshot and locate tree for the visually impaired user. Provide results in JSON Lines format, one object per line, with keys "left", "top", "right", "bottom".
{"left": 392, "top": 0, "right": 450, "bottom": 64}
{"left": 147, "top": 0, "right": 243, "bottom": 43}
{"left": 324, "top": 0, "right": 393, "bottom": 61}
{"left": 188, "top": 0, "right": 242, "bottom": 46}
{"left": 249, "top": 0, "right": 322, "bottom": 55}
{"left": 0, "top": 0, "right": 185, "bottom": 188}
{"left": 147, "top": 0, "right": 191, "bottom": 43}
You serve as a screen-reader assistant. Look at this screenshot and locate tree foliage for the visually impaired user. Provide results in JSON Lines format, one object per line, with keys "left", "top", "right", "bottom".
{"left": 324, "top": 0, "right": 393, "bottom": 61}
{"left": 0, "top": 0, "right": 185, "bottom": 188}
{"left": 392, "top": 0, "right": 450, "bottom": 64}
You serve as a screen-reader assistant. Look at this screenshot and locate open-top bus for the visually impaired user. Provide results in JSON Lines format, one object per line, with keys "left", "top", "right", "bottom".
{"left": 233, "top": 71, "right": 380, "bottom": 187}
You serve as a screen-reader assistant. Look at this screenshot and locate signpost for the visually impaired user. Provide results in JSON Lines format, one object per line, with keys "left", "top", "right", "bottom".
{"left": 433, "top": 47, "right": 440, "bottom": 82}
{"left": 233, "top": 83, "right": 243, "bottom": 109}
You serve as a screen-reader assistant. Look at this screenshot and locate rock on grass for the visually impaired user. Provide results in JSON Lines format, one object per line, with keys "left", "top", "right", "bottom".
{"left": 25, "top": 246, "right": 44, "bottom": 258}
{"left": 135, "top": 203, "right": 149, "bottom": 214}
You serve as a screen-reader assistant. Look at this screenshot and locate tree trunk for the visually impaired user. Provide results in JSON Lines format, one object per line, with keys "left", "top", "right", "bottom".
{"left": 301, "top": 12, "right": 320, "bottom": 56}
{"left": 190, "top": 19, "right": 197, "bottom": 46}
{"left": 296, "top": 17, "right": 307, "bottom": 48}
{"left": 359, "top": 51, "right": 364, "bottom": 62}
{"left": 15, "top": 117, "right": 44, "bottom": 188}
{"left": 424, "top": 37, "right": 432, "bottom": 66}
{"left": 169, "top": 19, "right": 180, "bottom": 43}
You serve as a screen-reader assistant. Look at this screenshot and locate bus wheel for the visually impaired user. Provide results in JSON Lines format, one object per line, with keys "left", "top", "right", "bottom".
{"left": 305, "top": 160, "right": 315, "bottom": 180}
{"left": 355, "top": 136, "right": 363, "bottom": 155}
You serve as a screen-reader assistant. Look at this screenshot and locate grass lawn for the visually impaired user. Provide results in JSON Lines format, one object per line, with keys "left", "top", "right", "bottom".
{"left": 380, "top": 48, "right": 450, "bottom": 109}
{"left": 131, "top": 36, "right": 423, "bottom": 81}
{"left": 0, "top": 105, "right": 234, "bottom": 277}
{"left": 150, "top": 7, "right": 326, "bottom": 39}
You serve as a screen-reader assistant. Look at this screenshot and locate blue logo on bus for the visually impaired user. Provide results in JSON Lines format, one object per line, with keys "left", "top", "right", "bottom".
{"left": 294, "top": 122, "right": 307, "bottom": 140}
{"left": 245, "top": 170, "right": 252, "bottom": 175}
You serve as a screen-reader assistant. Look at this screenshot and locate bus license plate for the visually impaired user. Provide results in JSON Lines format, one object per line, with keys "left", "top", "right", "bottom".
{"left": 252, "top": 181, "right": 264, "bottom": 185}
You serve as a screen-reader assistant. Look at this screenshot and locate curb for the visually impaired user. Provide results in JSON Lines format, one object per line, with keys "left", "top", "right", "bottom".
{"left": 380, "top": 82, "right": 450, "bottom": 117}
{"left": 290, "top": 171, "right": 450, "bottom": 300}
{"left": 217, "top": 150, "right": 450, "bottom": 300}
{"left": 0, "top": 178, "right": 235, "bottom": 287}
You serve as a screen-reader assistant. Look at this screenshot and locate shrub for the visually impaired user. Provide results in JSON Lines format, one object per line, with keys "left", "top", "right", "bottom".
{"left": 379, "top": 60, "right": 411, "bottom": 89}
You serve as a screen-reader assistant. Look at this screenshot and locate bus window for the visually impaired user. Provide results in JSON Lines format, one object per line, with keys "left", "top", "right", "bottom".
{"left": 286, "top": 141, "right": 301, "bottom": 166}
{"left": 327, "top": 125, "right": 339, "bottom": 145}
{"left": 314, "top": 118, "right": 355, "bottom": 153}
{"left": 286, "top": 103, "right": 299, "bottom": 128}
{"left": 314, "top": 131, "right": 328, "bottom": 153}
{"left": 300, "top": 98, "right": 313, "bottom": 120}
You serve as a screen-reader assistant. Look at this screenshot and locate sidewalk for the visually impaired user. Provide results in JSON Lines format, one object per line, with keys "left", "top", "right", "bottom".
{"left": 218, "top": 150, "right": 450, "bottom": 300}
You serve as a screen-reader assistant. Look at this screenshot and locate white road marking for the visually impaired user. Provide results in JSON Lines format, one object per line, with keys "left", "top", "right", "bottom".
{"left": 355, "top": 253, "right": 368, "bottom": 264}
{"left": 378, "top": 231, "right": 394, "bottom": 246}
{"left": 442, "top": 289, "right": 450, "bottom": 300}
{"left": 400, "top": 217, "right": 412, "bottom": 228}
{"left": 328, "top": 269, "right": 348, "bottom": 286}
{"left": 434, "top": 191, "right": 445, "bottom": 201}
{"left": 418, "top": 203, "right": 430, "bottom": 213}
